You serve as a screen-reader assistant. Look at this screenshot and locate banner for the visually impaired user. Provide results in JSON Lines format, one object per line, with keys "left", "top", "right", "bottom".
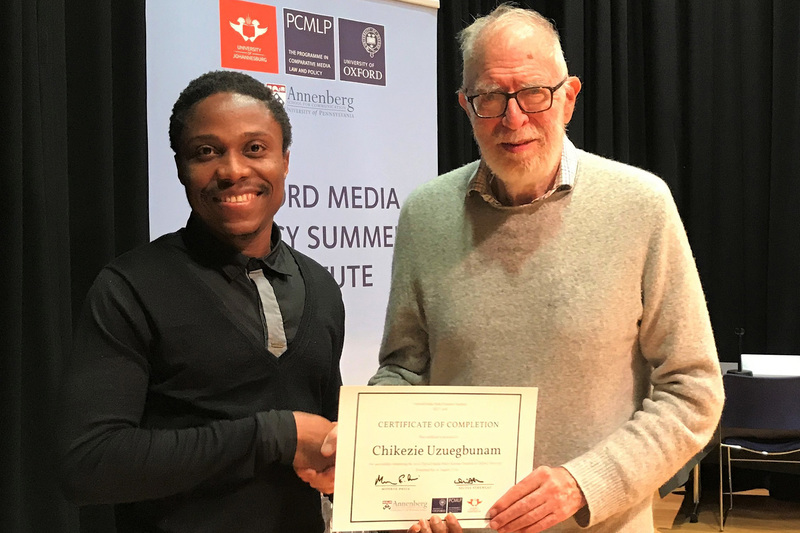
{"left": 146, "top": 0, "right": 438, "bottom": 385}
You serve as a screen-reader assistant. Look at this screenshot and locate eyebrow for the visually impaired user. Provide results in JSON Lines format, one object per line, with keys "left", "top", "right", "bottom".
{"left": 185, "top": 131, "right": 273, "bottom": 143}
{"left": 471, "top": 82, "right": 551, "bottom": 94}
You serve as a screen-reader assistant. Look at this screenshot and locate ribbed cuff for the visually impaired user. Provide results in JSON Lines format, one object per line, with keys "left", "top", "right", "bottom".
{"left": 255, "top": 410, "right": 297, "bottom": 467}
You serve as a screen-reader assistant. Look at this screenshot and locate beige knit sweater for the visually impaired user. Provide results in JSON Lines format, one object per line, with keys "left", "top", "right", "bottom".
{"left": 370, "top": 151, "right": 724, "bottom": 532}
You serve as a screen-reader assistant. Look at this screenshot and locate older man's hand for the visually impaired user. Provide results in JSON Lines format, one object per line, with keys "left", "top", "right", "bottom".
{"left": 407, "top": 513, "right": 462, "bottom": 533}
{"left": 488, "top": 466, "right": 586, "bottom": 532}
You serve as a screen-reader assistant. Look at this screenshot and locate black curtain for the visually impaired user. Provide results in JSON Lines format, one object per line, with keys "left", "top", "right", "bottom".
{"left": 438, "top": 0, "right": 800, "bottom": 361}
{"left": 2, "top": 1, "right": 148, "bottom": 532}
{"left": 3, "top": 1, "right": 799, "bottom": 531}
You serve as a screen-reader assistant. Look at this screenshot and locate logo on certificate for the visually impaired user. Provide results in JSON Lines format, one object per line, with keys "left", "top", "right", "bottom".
{"left": 432, "top": 497, "right": 462, "bottom": 513}
{"left": 382, "top": 500, "right": 393, "bottom": 510}
{"left": 431, "top": 498, "right": 447, "bottom": 514}
{"left": 467, "top": 498, "right": 483, "bottom": 511}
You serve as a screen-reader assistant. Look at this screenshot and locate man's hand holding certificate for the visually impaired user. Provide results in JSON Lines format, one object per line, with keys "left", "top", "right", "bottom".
{"left": 331, "top": 386, "right": 538, "bottom": 531}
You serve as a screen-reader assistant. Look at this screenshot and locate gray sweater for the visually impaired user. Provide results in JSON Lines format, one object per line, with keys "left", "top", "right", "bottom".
{"left": 370, "top": 151, "right": 724, "bottom": 532}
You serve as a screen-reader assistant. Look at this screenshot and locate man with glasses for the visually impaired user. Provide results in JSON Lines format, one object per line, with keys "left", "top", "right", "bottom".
{"left": 370, "top": 5, "right": 723, "bottom": 533}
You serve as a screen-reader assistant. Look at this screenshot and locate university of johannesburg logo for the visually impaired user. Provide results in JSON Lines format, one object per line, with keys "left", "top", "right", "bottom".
{"left": 229, "top": 14, "right": 268, "bottom": 42}
{"left": 467, "top": 498, "right": 483, "bottom": 511}
{"left": 361, "top": 27, "right": 382, "bottom": 58}
{"left": 219, "top": 0, "right": 278, "bottom": 74}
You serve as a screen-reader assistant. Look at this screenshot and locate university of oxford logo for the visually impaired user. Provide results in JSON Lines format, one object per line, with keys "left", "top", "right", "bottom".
{"left": 361, "top": 26, "right": 382, "bottom": 58}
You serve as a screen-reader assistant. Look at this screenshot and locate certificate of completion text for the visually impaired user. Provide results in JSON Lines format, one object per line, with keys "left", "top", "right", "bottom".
{"left": 331, "top": 386, "right": 537, "bottom": 531}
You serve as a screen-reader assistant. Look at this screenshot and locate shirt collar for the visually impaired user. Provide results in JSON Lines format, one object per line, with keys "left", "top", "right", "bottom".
{"left": 182, "top": 213, "right": 294, "bottom": 281}
{"left": 468, "top": 137, "right": 578, "bottom": 207}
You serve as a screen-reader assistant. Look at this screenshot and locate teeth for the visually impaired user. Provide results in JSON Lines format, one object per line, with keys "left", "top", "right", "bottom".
{"left": 220, "top": 193, "right": 256, "bottom": 203}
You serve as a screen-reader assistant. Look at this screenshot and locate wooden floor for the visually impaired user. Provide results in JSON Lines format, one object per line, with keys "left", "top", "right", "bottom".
{"left": 654, "top": 488, "right": 800, "bottom": 532}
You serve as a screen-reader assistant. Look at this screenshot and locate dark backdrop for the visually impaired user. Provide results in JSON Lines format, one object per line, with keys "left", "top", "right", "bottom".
{"left": 3, "top": 1, "right": 799, "bottom": 531}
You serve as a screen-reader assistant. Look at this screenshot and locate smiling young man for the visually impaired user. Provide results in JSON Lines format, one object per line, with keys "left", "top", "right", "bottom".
{"left": 59, "top": 71, "right": 344, "bottom": 532}
{"left": 370, "top": 5, "right": 724, "bottom": 533}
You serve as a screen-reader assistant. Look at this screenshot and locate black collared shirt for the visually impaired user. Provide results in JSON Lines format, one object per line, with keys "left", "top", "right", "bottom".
{"left": 60, "top": 212, "right": 345, "bottom": 532}
{"left": 183, "top": 214, "right": 305, "bottom": 348}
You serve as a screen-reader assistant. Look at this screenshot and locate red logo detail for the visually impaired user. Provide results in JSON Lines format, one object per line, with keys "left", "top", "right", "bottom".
{"left": 265, "top": 83, "right": 286, "bottom": 105}
{"left": 219, "top": 0, "right": 278, "bottom": 74}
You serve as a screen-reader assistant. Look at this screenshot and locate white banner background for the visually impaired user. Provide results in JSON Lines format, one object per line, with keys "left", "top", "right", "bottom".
{"left": 146, "top": 0, "right": 438, "bottom": 385}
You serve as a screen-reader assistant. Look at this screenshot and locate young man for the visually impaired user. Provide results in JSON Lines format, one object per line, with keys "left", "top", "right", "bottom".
{"left": 59, "top": 70, "right": 343, "bottom": 532}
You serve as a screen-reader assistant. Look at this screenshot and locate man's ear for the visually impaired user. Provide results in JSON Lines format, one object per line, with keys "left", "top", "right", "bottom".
{"left": 174, "top": 154, "right": 188, "bottom": 185}
{"left": 561, "top": 76, "right": 582, "bottom": 125}
{"left": 458, "top": 91, "right": 471, "bottom": 116}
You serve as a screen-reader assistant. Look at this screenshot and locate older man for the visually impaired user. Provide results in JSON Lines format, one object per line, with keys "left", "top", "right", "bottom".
{"left": 59, "top": 70, "right": 342, "bottom": 532}
{"left": 370, "top": 5, "right": 724, "bottom": 533}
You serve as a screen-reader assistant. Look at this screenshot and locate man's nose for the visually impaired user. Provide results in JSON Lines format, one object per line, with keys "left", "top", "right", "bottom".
{"left": 502, "top": 97, "right": 528, "bottom": 129}
{"left": 217, "top": 152, "right": 250, "bottom": 183}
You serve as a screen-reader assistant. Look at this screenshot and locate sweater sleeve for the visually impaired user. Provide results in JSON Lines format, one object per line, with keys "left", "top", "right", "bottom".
{"left": 58, "top": 268, "right": 297, "bottom": 506}
{"left": 369, "top": 199, "right": 431, "bottom": 386}
{"left": 562, "top": 179, "right": 724, "bottom": 527}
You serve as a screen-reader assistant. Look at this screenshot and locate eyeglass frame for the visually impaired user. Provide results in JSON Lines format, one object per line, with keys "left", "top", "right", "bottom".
{"left": 464, "top": 76, "right": 570, "bottom": 118}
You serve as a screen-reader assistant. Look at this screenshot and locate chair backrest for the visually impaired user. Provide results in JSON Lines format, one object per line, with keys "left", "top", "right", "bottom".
{"left": 721, "top": 373, "right": 800, "bottom": 432}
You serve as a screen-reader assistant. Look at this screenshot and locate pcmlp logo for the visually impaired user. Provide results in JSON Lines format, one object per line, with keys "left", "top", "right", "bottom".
{"left": 432, "top": 497, "right": 462, "bottom": 514}
{"left": 229, "top": 14, "right": 268, "bottom": 42}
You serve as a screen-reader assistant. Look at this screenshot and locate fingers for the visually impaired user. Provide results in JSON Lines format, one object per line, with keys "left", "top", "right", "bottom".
{"left": 407, "top": 518, "right": 424, "bottom": 533}
{"left": 488, "top": 466, "right": 585, "bottom": 533}
{"left": 295, "top": 467, "right": 316, "bottom": 483}
{"left": 444, "top": 513, "right": 463, "bottom": 532}
{"left": 408, "top": 514, "right": 461, "bottom": 533}
{"left": 429, "top": 515, "right": 447, "bottom": 533}
{"left": 321, "top": 422, "right": 337, "bottom": 457}
{"left": 294, "top": 465, "right": 335, "bottom": 494}
{"left": 490, "top": 468, "right": 545, "bottom": 514}
{"left": 293, "top": 412, "right": 335, "bottom": 471}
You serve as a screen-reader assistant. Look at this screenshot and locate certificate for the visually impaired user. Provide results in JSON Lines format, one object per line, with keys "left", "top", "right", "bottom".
{"left": 331, "top": 386, "right": 537, "bottom": 531}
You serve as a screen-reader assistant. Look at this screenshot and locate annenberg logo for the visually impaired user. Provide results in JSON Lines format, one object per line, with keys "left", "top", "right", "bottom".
{"left": 265, "top": 83, "right": 286, "bottom": 106}
{"left": 285, "top": 86, "right": 356, "bottom": 116}
{"left": 383, "top": 500, "right": 426, "bottom": 510}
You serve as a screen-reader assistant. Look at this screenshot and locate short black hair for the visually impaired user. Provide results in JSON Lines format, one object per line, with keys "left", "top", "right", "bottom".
{"left": 169, "top": 70, "right": 292, "bottom": 153}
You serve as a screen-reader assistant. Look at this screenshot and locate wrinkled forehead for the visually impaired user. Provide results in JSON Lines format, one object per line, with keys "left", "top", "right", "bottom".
{"left": 463, "top": 23, "right": 563, "bottom": 90}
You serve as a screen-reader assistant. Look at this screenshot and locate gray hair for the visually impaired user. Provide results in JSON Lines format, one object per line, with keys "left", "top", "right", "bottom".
{"left": 457, "top": 3, "right": 567, "bottom": 90}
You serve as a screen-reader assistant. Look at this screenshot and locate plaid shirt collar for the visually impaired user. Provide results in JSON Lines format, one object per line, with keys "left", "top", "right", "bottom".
{"left": 468, "top": 137, "right": 578, "bottom": 207}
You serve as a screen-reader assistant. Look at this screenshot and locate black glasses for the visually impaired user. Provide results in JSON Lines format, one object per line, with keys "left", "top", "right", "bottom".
{"left": 465, "top": 76, "right": 569, "bottom": 118}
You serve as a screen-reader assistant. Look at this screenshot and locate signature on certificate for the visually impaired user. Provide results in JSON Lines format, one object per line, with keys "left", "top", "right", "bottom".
{"left": 454, "top": 476, "right": 484, "bottom": 485}
{"left": 375, "top": 473, "right": 420, "bottom": 486}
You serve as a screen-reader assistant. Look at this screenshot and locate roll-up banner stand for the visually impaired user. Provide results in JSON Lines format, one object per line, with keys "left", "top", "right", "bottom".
{"left": 146, "top": 0, "right": 439, "bottom": 385}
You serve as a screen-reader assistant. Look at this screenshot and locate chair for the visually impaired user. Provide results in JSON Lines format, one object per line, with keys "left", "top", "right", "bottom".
{"left": 718, "top": 373, "right": 800, "bottom": 530}
{"left": 659, "top": 442, "right": 715, "bottom": 523}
